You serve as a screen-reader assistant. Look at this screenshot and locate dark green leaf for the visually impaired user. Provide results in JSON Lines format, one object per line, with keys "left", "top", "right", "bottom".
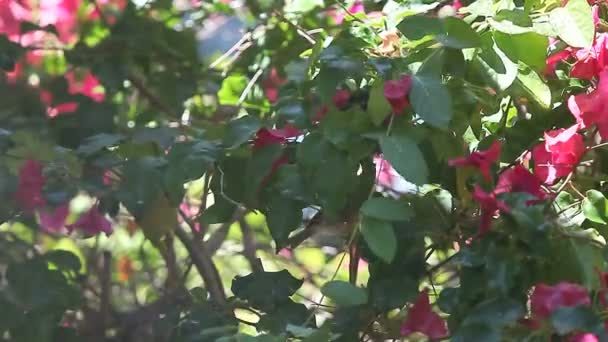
{"left": 410, "top": 74, "right": 453, "bottom": 129}
{"left": 437, "top": 17, "right": 481, "bottom": 48}
{"left": 380, "top": 134, "right": 428, "bottom": 185}
{"left": 397, "top": 15, "right": 444, "bottom": 40}
{"left": 231, "top": 270, "right": 303, "bottom": 310}
{"left": 321, "top": 281, "right": 368, "bottom": 306}
{"left": 76, "top": 133, "right": 124, "bottom": 155}
{"left": 45, "top": 250, "right": 81, "bottom": 273}
{"left": 265, "top": 196, "right": 304, "bottom": 249}
{"left": 550, "top": 306, "right": 600, "bottom": 335}
{"left": 360, "top": 197, "right": 414, "bottom": 221}
{"left": 360, "top": 217, "right": 397, "bottom": 263}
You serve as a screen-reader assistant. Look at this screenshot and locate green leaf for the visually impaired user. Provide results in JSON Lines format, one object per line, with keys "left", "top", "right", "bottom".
{"left": 76, "top": 133, "right": 124, "bottom": 155}
{"left": 583, "top": 190, "right": 608, "bottom": 224}
{"left": 380, "top": 134, "right": 428, "bottom": 185}
{"left": 397, "top": 16, "right": 480, "bottom": 48}
{"left": 513, "top": 66, "right": 552, "bottom": 109}
{"left": 360, "top": 197, "right": 414, "bottom": 221}
{"left": 494, "top": 32, "right": 548, "bottom": 72}
{"left": 45, "top": 250, "right": 81, "bottom": 274}
{"left": 218, "top": 74, "right": 247, "bottom": 105}
{"left": 360, "top": 217, "right": 397, "bottom": 263}
{"left": 284, "top": 0, "right": 324, "bottom": 13}
{"left": 461, "top": 297, "right": 525, "bottom": 328}
{"left": 0, "top": 35, "right": 25, "bottom": 71}
{"left": 321, "top": 281, "right": 368, "bottom": 306}
{"left": 410, "top": 74, "right": 453, "bottom": 129}
{"left": 367, "top": 81, "right": 392, "bottom": 126}
{"left": 549, "top": 0, "right": 594, "bottom": 48}
{"left": 437, "top": 17, "right": 481, "bottom": 49}
{"left": 223, "top": 115, "right": 261, "bottom": 149}
{"left": 550, "top": 306, "right": 600, "bottom": 335}
{"left": 475, "top": 35, "right": 519, "bottom": 91}
{"left": 19, "top": 22, "right": 58, "bottom": 36}
{"left": 397, "top": 15, "right": 444, "bottom": 40}
{"left": 231, "top": 270, "right": 303, "bottom": 310}
{"left": 265, "top": 196, "right": 304, "bottom": 249}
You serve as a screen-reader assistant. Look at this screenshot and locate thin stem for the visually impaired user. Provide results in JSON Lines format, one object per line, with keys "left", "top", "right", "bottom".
{"left": 238, "top": 68, "right": 264, "bottom": 105}
{"left": 589, "top": 142, "right": 608, "bottom": 150}
{"left": 175, "top": 213, "right": 227, "bottom": 306}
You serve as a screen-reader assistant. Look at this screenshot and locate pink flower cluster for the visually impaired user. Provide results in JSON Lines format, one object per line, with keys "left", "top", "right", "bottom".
{"left": 1, "top": 0, "right": 121, "bottom": 117}
{"left": 524, "top": 281, "right": 603, "bottom": 341}
{"left": 383, "top": 75, "right": 412, "bottom": 114}
{"left": 11, "top": 159, "right": 112, "bottom": 236}
{"left": 449, "top": 142, "right": 549, "bottom": 235}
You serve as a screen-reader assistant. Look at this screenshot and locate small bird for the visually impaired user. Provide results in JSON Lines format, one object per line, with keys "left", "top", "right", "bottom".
{"left": 285, "top": 207, "right": 357, "bottom": 249}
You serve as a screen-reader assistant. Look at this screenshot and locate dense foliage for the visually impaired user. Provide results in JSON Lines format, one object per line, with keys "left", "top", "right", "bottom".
{"left": 4, "top": 0, "right": 608, "bottom": 341}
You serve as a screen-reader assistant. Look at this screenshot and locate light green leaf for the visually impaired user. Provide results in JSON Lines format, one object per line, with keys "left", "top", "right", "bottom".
{"left": 475, "top": 36, "right": 519, "bottom": 91}
{"left": 582, "top": 190, "right": 608, "bottom": 224}
{"left": 379, "top": 134, "right": 428, "bottom": 185}
{"left": 218, "top": 74, "right": 247, "bottom": 105}
{"left": 513, "top": 66, "right": 551, "bottom": 109}
{"left": 361, "top": 197, "right": 414, "bottom": 221}
{"left": 284, "top": 0, "right": 324, "bottom": 13}
{"left": 494, "top": 32, "right": 548, "bottom": 72}
{"left": 410, "top": 74, "right": 453, "bottom": 129}
{"left": 360, "top": 217, "right": 397, "bottom": 263}
{"left": 321, "top": 281, "right": 368, "bottom": 306}
{"left": 549, "top": 0, "right": 594, "bottom": 48}
{"left": 367, "top": 81, "right": 392, "bottom": 126}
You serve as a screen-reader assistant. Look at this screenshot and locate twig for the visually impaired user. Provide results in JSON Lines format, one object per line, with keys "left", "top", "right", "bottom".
{"left": 99, "top": 251, "right": 112, "bottom": 335}
{"left": 175, "top": 226, "right": 227, "bottom": 306}
{"left": 239, "top": 217, "right": 264, "bottom": 273}
{"left": 209, "top": 32, "right": 252, "bottom": 69}
{"left": 273, "top": 10, "right": 317, "bottom": 44}
{"left": 238, "top": 68, "right": 264, "bottom": 105}
{"left": 128, "top": 73, "right": 176, "bottom": 118}
{"left": 589, "top": 142, "right": 608, "bottom": 150}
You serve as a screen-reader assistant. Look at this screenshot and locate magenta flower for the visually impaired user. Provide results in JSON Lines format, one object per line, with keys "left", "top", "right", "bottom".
{"left": 448, "top": 141, "right": 501, "bottom": 182}
{"left": 65, "top": 71, "right": 106, "bottom": 102}
{"left": 568, "top": 69, "right": 608, "bottom": 140}
{"left": 330, "top": 0, "right": 365, "bottom": 25}
{"left": 532, "top": 125, "right": 585, "bottom": 184}
{"left": 374, "top": 155, "right": 396, "bottom": 189}
{"left": 494, "top": 165, "right": 547, "bottom": 202}
{"left": 569, "top": 333, "right": 599, "bottom": 342}
{"left": 530, "top": 282, "right": 591, "bottom": 320}
{"left": 13, "top": 159, "right": 47, "bottom": 212}
{"left": 383, "top": 75, "right": 412, "bottom": 114}
{"left": 39, "top": 204, "right": 70, "bottom": 233}
{"left": 332, "top": 89, "right": 351, "bottom": 109}
{"left": 472, "top": 185, "right": 510, "bottom": 236}
{"left": 67, "top": 205, "right": 113, "bottom": 236}
{"left": 39, "top": 0, "right": 80, "bottom": 43}
{"left": 0, "top": 0, "right": 31, "bottom": 40}
{"left": 253, "top": 125, "right": 301, "bottom": 149}
{"left": 400, "top": 289, "right": 448, "bottom": 340}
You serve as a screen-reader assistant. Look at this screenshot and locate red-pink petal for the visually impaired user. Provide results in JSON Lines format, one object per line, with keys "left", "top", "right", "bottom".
{"left": 400, "top": 290, "right": 448, "bottom": 339}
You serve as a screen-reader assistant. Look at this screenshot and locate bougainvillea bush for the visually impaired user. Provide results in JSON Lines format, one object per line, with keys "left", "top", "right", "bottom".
{"left": 5, "top": 0, "right": 608, "bottom": 340}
